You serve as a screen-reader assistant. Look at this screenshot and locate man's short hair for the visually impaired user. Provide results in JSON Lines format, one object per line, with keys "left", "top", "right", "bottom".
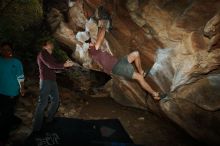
{"left": 1, "top": 42, "right": 13, "bottom": 49}
{"left": 41, "top": 39, "right": 53, "bottom": 47}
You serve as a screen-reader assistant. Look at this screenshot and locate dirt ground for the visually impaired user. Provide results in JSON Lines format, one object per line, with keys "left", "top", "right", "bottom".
{"left": 78, "top": 97, "right": 199, "bottom": 146}
{"left": 6, "top": 75, "right": 202, "bottom": 146}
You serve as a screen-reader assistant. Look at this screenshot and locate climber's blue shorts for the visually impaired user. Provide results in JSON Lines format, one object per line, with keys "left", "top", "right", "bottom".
{"left": 112, "top": 56, "right": 135, "bottom": 79}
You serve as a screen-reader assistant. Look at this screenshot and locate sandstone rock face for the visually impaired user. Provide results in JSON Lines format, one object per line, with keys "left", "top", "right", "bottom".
{"left": 160, "top": 74, "right": 220, "bottom": 144}
{"left": 130, "top": 0, "right": 220, "bottom": 144}
{"left": 47, "top": 0, "right": 220, "bottom": 145}
{"left": 204, "top": 11, "right": 220, "bottom": 51}
{"left": 110, "top": 75, "right": 147, "bottom": 110}
{"left": 68, "top": 1, "right": 87, "bottom": 31}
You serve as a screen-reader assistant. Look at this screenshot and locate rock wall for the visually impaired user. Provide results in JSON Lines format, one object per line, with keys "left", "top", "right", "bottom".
{"left": 46, "top": 0, "right": 220, "bottom": 145}
{"left": 128, "top": 0, "right": 220, "bottom": 144}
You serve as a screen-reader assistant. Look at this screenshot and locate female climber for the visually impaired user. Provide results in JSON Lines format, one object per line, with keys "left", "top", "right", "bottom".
{"left": 76, "top": 29, "right": 163, "bottom": 100}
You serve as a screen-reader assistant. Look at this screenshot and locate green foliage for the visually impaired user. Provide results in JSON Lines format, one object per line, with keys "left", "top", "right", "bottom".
{"left": 0, "top": 0, "right": 43, "bottom": 48}
{"left": 1, "top": 0, "right": 43, "bottom": 31}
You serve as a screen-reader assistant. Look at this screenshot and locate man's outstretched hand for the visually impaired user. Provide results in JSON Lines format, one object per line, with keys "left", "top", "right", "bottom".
{"left": 64, "top": 60, "right": 74, "bottom": 68}
{"left": 20, "top": 81, "right": 25, "bottom": 96}
{"left": 20, "top": 88, "right": 25, "bottom": 96}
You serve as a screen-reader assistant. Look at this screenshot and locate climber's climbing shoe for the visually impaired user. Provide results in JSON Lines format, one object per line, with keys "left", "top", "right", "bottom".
{"left": 153, "top": 92, "right": 167, "bottom": 101}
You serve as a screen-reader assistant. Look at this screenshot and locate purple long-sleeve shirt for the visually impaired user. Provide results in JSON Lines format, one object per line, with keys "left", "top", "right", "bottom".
{"left": 37, "top": 49, "right": 64, "bottom": 80}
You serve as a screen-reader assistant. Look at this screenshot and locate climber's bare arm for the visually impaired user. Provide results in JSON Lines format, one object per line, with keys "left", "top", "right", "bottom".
{"left": 95, "top": 27, "right": 106, "bottom": 50}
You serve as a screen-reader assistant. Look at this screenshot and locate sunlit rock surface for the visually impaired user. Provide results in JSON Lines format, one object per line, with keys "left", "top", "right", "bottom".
{"left": 47, "top": 0, "right": 220, "bottom": 144}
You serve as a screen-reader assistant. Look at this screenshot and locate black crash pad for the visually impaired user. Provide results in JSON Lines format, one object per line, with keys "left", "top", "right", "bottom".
{"left": 23, "top": 117, "right": 142, "bottom": 146}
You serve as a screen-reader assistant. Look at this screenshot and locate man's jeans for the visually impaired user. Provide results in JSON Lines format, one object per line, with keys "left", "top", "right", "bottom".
{"left": 32, "top": 80, "right": 60, "bottom": 131}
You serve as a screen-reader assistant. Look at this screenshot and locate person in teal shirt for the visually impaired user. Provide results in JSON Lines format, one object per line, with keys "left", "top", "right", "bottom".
{"left": 0, "top": 55, "right": 24, "bottom": 96}
{"left": 0, "top": 42, "right": 25, "bottom": 144}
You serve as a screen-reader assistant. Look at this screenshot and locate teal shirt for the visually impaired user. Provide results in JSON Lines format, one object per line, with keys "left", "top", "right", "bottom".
{"left": 0, "top": 57, "right": 24, "bottom": 96}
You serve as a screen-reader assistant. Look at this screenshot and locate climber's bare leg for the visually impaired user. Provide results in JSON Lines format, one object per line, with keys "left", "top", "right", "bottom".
{"left": 127, "top": 51, "right": 144, "bottom": 76}
{"left": 132, "top": 72, "right": 160, "bottom": 100}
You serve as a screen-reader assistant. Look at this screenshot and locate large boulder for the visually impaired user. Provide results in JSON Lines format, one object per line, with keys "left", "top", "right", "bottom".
{"left": 133, "top": 0, "right": 220, "bottom": 145}
{"left": 160, "top": 74, "right": 220, "bottom": 143}
{"left": 107, "top": 75, "right": 147, "bottom": 110}
{"left": 47, "top": 0, "right": 220, "bottom": 145}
